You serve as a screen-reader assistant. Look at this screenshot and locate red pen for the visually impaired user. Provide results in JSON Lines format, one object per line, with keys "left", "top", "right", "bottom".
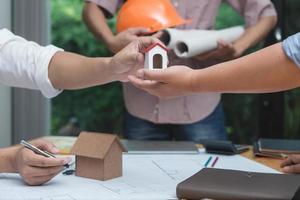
{"left": 211, "top": 156, "right": 219, "bottom": 168}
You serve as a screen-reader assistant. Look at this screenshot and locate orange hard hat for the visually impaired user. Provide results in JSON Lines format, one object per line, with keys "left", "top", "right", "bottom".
{"left": 116, "top": 0, "right": 190, "bottom": 33}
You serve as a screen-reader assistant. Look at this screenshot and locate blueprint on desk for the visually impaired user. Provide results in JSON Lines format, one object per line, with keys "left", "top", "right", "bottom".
{"left": 0, "top": 152, "right": 279, "bottom": 200}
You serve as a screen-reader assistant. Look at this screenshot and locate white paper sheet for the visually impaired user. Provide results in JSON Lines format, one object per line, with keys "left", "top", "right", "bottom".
{"left": 0, "top": 152, "right": 278, "bottom": 200}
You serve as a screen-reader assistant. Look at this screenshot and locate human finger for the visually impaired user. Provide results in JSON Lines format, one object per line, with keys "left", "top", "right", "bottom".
{"left": 281, "top": 157, "right": 293, "bottom": 167}
{"left": 119, "top": 41, "right": 144, "bottom": 66}
{"left": 137, "top": 37, "right": 166, "bottom": 50}
{"left": 24, "top": 173, "right": 58, "bottom": 186}
{"left": 136, "top": 69, "right": 169, "bottom": 82}
{"left": 128, "top": 75, "right": 159, "bottom": 89}
{"left": 29, "top": 139, "right": 59, "bottom": 154}
{"left": 282, "top": 163, "right": 300, "bottom": 174}
{"left": 23, "top": 149, "right": 71, "bottom": 167}
{"left": 152, "top": 31, "right": 164, "bottom": 39}
{"left": 129, "top": 75, "right": 170, "bottom": 98}
{"left": 21, "top": 165, "right": 64, "bottom": 178}
{"left": 217, "top": 39, "right": 230, "bottom": 48}
{"left": 281, "top": 155, "right": 300, "bottom": 167}
{"left": 127, "top": 27, "right": 150, "bottom": 35}
{"left": 196, "top": 49, "right": 219, "bottom": 61}
{"left": 125, "top": 50, "right": 144, "bottom": 67}
{"left": 217, "top": 40, "right": 235, "bottom": 54}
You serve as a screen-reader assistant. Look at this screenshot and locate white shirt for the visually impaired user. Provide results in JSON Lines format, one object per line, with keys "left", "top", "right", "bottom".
{"left": 283, "top": 33, "right": 300, "bottom": 68}
{"left": 0, "top": 29, "right": 63, "bottom": 98}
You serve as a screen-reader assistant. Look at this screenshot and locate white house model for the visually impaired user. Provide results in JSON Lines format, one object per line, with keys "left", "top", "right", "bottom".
{"left": 144, "top": 43, "right": 168, "bottom": 70}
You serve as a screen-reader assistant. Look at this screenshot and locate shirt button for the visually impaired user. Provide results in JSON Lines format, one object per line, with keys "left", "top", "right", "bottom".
{"left": 153, "top": 104, "right": 159, "bottom": 114}
{"left": 184, "top": 112, "right": 189, "bottom": 118}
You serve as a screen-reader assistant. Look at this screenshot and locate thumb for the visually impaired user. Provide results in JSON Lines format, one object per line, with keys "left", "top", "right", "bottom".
{"left": 152, "top": 31, "right": 164, "bottom": 39}
{"left": 140, "top": 69, "right": 167, "bottom": 82}
{"left": 127, "top": 52, "right": 143, "bottom": 66}
{"left": 128, "top": 41, "right": 144, "bottom": 65}
{"left": 136, "top": 53, "right": 144, "bottom": 66}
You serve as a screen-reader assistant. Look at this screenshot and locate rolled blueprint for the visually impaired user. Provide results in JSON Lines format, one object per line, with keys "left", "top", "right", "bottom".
{"left": 161, "top": 28, "right": 214, "bottom": 49}
{"left": 173, "top": 26, "right": 245, "bottom": 58}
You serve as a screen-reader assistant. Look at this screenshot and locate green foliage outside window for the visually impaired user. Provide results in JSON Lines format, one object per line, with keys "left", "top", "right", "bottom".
{"left": 51, "top": 0, "right": 124, "bottom": 135}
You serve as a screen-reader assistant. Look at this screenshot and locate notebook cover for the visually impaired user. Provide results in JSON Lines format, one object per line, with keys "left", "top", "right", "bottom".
{"left": 259, "top": 138, "right": 300, "bottom": 154}
{"left": 176, "top": 168, "right": 300, "bottom": 200}
{"left": 253, "top": 142, "right": 287, "bottom": 159}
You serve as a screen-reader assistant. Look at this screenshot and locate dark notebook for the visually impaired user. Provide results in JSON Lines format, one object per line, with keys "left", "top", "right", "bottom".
{"left": 259, "top": 138, "right": 300, "bottom": 154}
{"left": 253, "top": 142, "right": 287, "bottom": 159}
{"left": 177, "top": 168, "right": 300, "bottom": 200}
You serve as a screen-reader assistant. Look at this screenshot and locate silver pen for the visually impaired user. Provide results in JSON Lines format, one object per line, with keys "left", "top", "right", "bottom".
{"left": 20, "top": 140, "right": 70, "bottom": 168}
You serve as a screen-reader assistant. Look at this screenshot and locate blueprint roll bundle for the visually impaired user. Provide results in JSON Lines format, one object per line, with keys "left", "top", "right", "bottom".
{"left": 161, "top": 26, "right": 245, "bottom": 58}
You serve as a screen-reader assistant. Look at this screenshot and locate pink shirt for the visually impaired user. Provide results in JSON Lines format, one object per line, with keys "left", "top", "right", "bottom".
{"left": 86, "top": 0, "right": 277, "bottom": 124}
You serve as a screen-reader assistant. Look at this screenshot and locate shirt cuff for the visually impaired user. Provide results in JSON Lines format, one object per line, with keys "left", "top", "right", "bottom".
{"left": 245, "top": 4, "right": 277, "bottom": 27}
{"left": 85, "top": 0, "right": 118, "bottom": 17}
{"left": 282, "top": 33, "right": 300, "bottom": 68}
{"left": 0, "top": 29, "right": 17, "bottom": 45}
{"left": 35, "top": 45, "right": 64, "bottom": 98}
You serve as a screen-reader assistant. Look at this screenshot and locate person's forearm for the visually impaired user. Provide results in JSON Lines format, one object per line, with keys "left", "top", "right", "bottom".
{"left": 0, "top": 147, "right": 18, "bottom": 173}
{"left": 191, "top": 43, "right": 300, "bottom": 93}
{"left": 82, "top": 2, "right": 114, "bottom": 45}
{"left": 234, "top": 16, "right": 277, "bottom": 56}
{"left": 48, "top": 52, "right": 116, "bottom": 90}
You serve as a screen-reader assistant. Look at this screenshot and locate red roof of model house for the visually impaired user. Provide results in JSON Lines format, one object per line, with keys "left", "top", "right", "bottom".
{"left": 144, "top": 43, "right": 169, "bottom": 53}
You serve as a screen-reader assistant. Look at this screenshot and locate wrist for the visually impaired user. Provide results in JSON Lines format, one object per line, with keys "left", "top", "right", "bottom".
{"left": 188, "top": 69, "right": 198, "bottom": 93}
{"left": 233, "top": 41, "right": 250, "bottom": 58}
{"left": 234, "top": 46, "right": 245, "bottom": 58}
{"left": 92, "top": 57, "right": 118, "bottom": 85}
{"left": 189, "top": 69, "right": 209, "bottom": 93}
{"left": 5, "top": 146, "right": 20, "bottom": 173}
{"left": 106, "top": 36, "right": 118, "bottom": 54}
{"left": 106, "top": 57, "right": 119, "bottom": 82}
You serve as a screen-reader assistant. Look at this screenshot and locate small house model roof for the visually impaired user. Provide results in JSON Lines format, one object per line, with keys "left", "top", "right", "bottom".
{"left": 70, "top": 132, "right": 127, "bottom": 159}
{"left": 144, "top": 42, "right": 169, "bottom": 53}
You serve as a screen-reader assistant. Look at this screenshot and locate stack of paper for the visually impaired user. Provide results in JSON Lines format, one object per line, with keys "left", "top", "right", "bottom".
{"left": 0, "top": 152, "right": 278, "bottom": 200}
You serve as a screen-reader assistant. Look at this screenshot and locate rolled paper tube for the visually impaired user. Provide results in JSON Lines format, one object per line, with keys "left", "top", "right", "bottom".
{"left": 174, "top": 26, "right": 245, "bottom": 58}
{"left": 161, "top": 28, "right": 214, "bottom": 49}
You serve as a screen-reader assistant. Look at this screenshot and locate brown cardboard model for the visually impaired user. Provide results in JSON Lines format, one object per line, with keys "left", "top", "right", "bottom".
{"left": 70, "top": 131, "right": 127, "bottom": 181}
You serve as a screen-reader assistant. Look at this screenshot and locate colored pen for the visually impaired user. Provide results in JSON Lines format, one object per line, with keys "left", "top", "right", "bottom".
{"left": 204, "top": 156, "right": 213, "bottom": 167}
{"left": 20, "top": 140, "right": 70, "bottom": 168}
{"left": 211, "top": 156, "right": 219, "bottom": 168}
